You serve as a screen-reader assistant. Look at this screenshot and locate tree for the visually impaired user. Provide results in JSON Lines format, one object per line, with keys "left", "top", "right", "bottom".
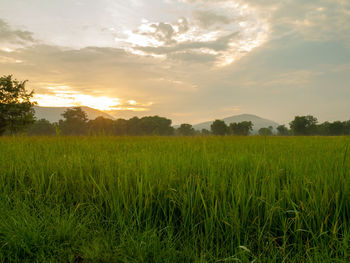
{"left": 316, "top": 121, "right": 330, "bottom": 136}
{"left": 138, "top": 116, "right": 174, "bottom": 135}
{"left": 88, "top": 116, "right": 114, "bottom": 135}
{"left": 211, "top": 120, "right": 228, "bottom": 135}
{"left": 126, "top": 117, "right": 141, "bottom": 135}
{"left": 258, "top": 127, "right": 273, "bottom": 136}
{"left": 277, "top": 125, "right": 289, "bottom": 136}
{"left": 317, "top": 121, "right": 348, "bottom": 136}
{"left": 289, "top": 115, "right": 318, "bottom": 135}
{"left": 58, "top": 107, "right": 88, "bottom": 135}
{"left": 229, "top": 121, "right": 253, "bottom": 136}
{"left": 201, "top": 129, "right": 211, "bottom": 136}
{"left": 344, "top": 121, "right": 350, "bottom": 135}
{"left": 27, "top": 119, "right": 56, "bottom": 136}
{"left": 0, "top": 75, "right": 36, "bottom": 135}
{"left": 125, "top": 116, "right": 174, "bottom": 136}
{"left": 177, "top": 124, "right": 195, "bottom": 136}
{"left": 328, "top": 121, "right": 346, "bottom": 136}
{"left": 114, "top": 119, "right": 128, "bottom": 136}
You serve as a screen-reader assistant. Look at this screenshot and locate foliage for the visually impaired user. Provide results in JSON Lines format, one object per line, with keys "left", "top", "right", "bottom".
{"left": 277, "top": 125, "right": 290, "bottom": 136}
{"left": 137, "top": 116, "right": 174, "bottom": 136}
{"left": 16, "top": 105, "right": 350, "bottom": 137}
{"left": 201, "top": 128, "right": 211, "bottom": 136}
{"left": 59, "top": 107, "right": 89, "bottom": 135}
{"left": 125, "top": 116, "right": 174, "bottom": 136}
{"left": 27, "top": 118, "right": 56, "bottom": 136}
{"left": 317, "top": 121, "right": 350, "bottom": 136}
{"left": 210, "top": 119, "right": 228, "bottom": 135}
{"left": 290, "top": 115, "right": 318, "bottom": 135}
{"left": 0, "top": 136, "right": 350, "bottom": 262}
{"left": 88, "top": 116, "right": 114, "bottom": 135}
{"left": 229, "top": 121, "right": 253, "bottom": 136}
{"left": 0, "top": 75, "right": 36, "bottom": 135}
{"left": 177, "top": 123, "right": 195, "bottom": 136}
{"left": 113, "top": 118, "right": 128, "bottom": 135}
{"left": 258, "top": 126, "right": 273, "bottom": 136}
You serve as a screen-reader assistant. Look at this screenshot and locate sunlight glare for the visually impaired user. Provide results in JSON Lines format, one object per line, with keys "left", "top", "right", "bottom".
{"left": 34, "top": 92, "right": 121, "bottom": 111}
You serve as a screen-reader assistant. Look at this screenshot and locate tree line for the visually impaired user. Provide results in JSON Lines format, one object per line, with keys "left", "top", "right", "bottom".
{"left": 205, "top": 117, "right": 350, "bottom": 136}
{"left": 27, "top": 109, "right": 174, "bottom": 136}
{"left": 1, "top": 75, "right": 350, "bottom": 137}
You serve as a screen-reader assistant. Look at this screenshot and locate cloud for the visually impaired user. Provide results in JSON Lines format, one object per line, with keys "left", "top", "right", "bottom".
{"left": 33, "top": 85, "right": 153, "bottom": 112}
{"left": 149, "top": 22, "right": 177, "bottom": 45}
{"left": 0, "top": 19, "right": 34, "bottom": 46}
{"left": 0, "top": 0, "right": 350, "bottom": 124}
{"left": 136, "top": 32, "right": 238, "bottom": 54}
{"left": 193, "top": 10, "right": 232, "bottom": 28}
{"left": 0, "top": 43, "right": 205, "bottom": 120}
{"left": 243, "top": 0, "right": 350, "bottom": 45}
{"left": 114, "top": 1, "right": 269, "bottom": 66}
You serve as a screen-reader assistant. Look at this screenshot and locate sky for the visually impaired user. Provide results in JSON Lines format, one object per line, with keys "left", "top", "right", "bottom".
{"left": 0, "top": 0, "right": 349, "bottom": 125}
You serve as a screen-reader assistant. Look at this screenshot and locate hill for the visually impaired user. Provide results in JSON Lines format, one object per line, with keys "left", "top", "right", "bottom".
{"left": 34, "top": 106, "right": 115, "bottom": 123}
{"left": 193, "top": 114, "right": 279, "bottom": 133}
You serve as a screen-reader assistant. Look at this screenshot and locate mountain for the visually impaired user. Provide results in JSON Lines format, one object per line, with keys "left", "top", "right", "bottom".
{"left": 193, "top": 114, "right": 279, "bottom": 133}
{"left": 34, "top": 106, "right": 115, "bottom": 123}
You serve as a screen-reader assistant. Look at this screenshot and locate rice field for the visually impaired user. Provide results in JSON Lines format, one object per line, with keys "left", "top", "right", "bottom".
{"left": 0, "top": 136, "right": 349, "bottom": 262}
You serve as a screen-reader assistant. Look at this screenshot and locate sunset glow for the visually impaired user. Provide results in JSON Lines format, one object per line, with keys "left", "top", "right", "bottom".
{"left": 34, "top": 93, "right": 120, "bottom": 111}
{"left": 34, "top": 86, "right": 153, "bottom": 112}
{"left": 1, "top": 47, "right": 13, "bottom": 53}
{"left": 0, "top": 0, "right": 349, "bottom": 123}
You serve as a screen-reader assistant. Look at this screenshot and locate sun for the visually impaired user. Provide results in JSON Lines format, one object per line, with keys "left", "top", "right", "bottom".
{"left": 34, "top": 86, "right": 153, "bottom": 112}
{"left": 34, "top": 89, "right": 121, "bottom": 111}
{"left": 71, "top": 94, "right": 120, "bottom": 111}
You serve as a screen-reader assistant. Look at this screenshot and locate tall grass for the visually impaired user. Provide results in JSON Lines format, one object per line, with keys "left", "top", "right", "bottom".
{"left": 0, "top": 136, "right": 349, "bottom": 262}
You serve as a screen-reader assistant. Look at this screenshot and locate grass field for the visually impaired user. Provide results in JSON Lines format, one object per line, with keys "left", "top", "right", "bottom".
{"left": 0, "top": 136, "right": 350, "bottom": 262}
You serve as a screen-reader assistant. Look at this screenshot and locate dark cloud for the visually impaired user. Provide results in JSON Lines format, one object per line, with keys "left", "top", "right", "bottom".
{"left": 134, "top": 18, "right": 190, "bottom": 46}
{"left": 150, "top": 22, "right": 176, "bottom": 44}
{"left": 138, "top": 32, "right": 237, "bottom": 52}
{"left": 0, "top": 19, "right": 34, "bottom": 44}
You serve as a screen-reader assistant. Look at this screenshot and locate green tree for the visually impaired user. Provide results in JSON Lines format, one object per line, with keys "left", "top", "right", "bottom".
{"left": 229, "top": 121, "right": 253, "bottom": 136}
{"left": 27, "top": 119, "right": 56, "bottom": 136}
{"left": 201, "top": 129, "right": 211, "bottom": 136}
{"left": 0, "top": 75, "right": 36, "bottom": 135}
{"left": 328, "top": 121, "right": 346, "bottom": 135}
{"left": 258, "top": 127, "right": 273, "bottom": 136}
{"left": 289, "top": 115, "right": 318, "bottom": 135}
{"left": 317, "top": 121, "right": 347, "bottom": 136}
{"left": 88, "top": 116, "right": 114, "bottom": 135}
{"left": 344, "top": 121, "right": 350, "bottom": 135}
{"left": 114, "top": 119, "right": 128, "bottom": 136}
{"left": 58, "top": 107, "right": 88, "bottom": 135}
{"left": 277, "top": 125, "right": 289, "bottom": 136}
{"left": 138, "top": 116, "right": 174, "bottom": 135}
{"left": 127, "top": 117, "right": 141, "bottom": 135}
{"left": 126, "top": 116, "right": 174, "bottom": 136}
{"left": 211, "top": 120, "right": 228, "bottom": 135}
{"left": 316, "top": 122, "right": 330, "bottom": 135}
{"left": 177, "top": 124, "right": 195, "bottom": 136}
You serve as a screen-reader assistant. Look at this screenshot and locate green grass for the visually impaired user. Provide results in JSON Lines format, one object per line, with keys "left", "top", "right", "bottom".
{"left": 0, "top": 136, "right": 349, "bottom": 262}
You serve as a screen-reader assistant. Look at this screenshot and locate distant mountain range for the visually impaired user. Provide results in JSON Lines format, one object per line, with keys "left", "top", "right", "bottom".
{"left": 193, "top": 114, "right": 279, "bottom": 133}
{"left": 34, "top": 106, "right": 114, "bottom": 123}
